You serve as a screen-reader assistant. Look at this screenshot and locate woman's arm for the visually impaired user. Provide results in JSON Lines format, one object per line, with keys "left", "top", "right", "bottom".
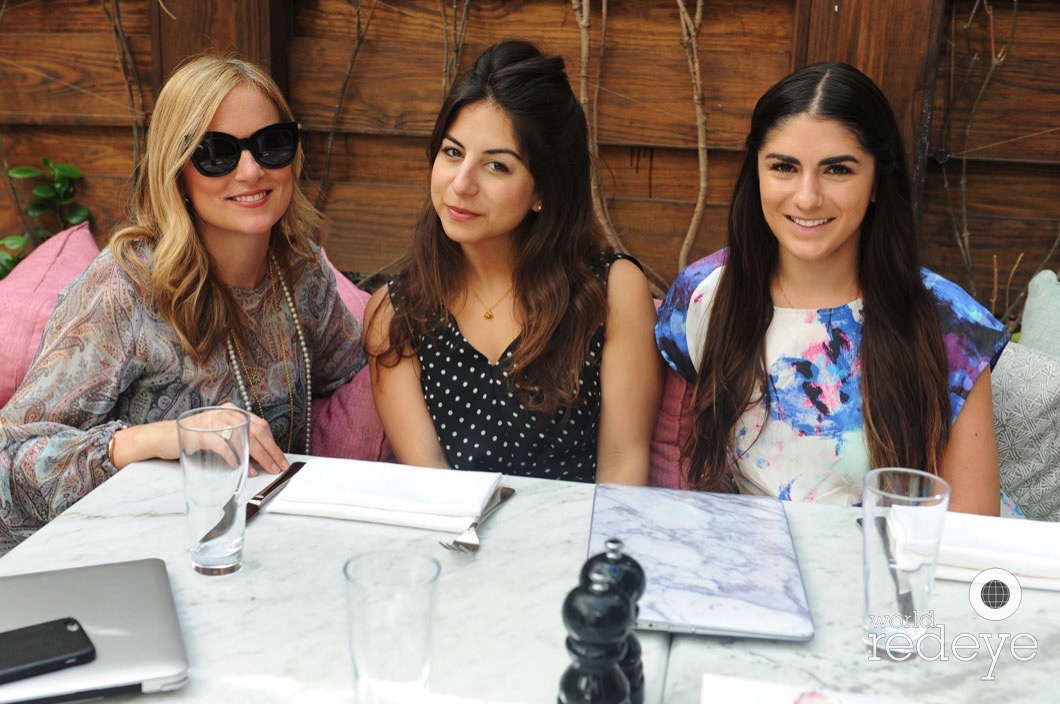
{"left": 596, "top": 259, "right": 665, "bottom": 485}
{"left": 108, "top": 408, "right": 286, "bottom": 475}
{"left": 364, "top": 285, "right": 450, "bottom": 468}
{"left": 0, "top": 258, "right": 143, "bottom": 547}
{"left": 940, "top": 368, "right": 1000, "bottom": 516}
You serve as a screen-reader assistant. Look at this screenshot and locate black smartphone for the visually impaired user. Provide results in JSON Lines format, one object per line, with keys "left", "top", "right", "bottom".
{"left": 0, "top": 617, "right": 96, "bottom": 685}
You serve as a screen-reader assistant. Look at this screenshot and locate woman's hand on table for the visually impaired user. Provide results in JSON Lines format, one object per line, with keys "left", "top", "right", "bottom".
{"left": 107, "top": 402, "right": 288, "bottom": 476}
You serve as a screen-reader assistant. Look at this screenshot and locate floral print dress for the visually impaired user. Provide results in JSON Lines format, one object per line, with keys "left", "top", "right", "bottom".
{"left": 656, "top": 249, "right": 1009, "bottom": 506}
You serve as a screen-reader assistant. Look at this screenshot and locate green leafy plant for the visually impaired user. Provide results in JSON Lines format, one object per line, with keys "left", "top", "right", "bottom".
{"left": 2, "top": 158, "right": 92, "bottom": 279}
{"left": 0, "top": 233, "right": 30, "bottom": 278}
{"left": 9, "top": 158, "right": 91, "bottom": 236}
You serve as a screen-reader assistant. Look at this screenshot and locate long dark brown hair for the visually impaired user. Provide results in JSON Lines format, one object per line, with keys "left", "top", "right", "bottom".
{"left": 686, "top": 63, "right": 950, "bottom": 491}
{"left": 373, "top": 40, "right": 609, "bottom": 417}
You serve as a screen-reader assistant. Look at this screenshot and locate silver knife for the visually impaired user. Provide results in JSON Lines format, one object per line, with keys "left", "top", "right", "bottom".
{"left": 246, "top": 460, "right": 306, "bottom": 523}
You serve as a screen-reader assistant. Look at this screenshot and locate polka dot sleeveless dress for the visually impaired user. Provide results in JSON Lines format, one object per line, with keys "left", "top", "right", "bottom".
{"left": 393, "top": 253, "right": 626, "bottom": 482}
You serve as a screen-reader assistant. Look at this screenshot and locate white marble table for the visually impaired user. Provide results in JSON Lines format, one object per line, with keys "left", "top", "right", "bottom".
{"left": 663, "top": 502, "right": 1060, "bottom": 703}
{"left": 0, "top": 459, "right": 669, "bottom": 703}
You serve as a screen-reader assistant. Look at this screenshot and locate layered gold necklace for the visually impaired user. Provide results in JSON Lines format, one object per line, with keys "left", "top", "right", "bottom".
{"left": 226, "top": 254, "right": 313, "bottom": 454}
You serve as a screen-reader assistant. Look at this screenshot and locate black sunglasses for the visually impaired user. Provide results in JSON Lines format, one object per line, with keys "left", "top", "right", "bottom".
{"left": 190, "top": 121, "right": 300, "bottom": 177}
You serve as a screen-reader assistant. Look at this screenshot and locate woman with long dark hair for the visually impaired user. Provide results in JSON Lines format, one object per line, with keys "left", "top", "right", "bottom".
{"left": 366, "top": 40, "right": 663, "bottom": 483}
{"left": 656, "top": 63, "right": 1007, "bottom": 514}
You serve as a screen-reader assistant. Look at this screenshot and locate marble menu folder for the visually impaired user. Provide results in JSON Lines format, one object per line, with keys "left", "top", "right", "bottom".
{"left": 588, "top": 484, "right": 814, "bottom": 641}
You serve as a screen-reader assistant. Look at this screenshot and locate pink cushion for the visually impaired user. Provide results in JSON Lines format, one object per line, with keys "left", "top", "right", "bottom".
{"left": 0, "top": 223, "right": 98, "bottom": 408}
{"left": 648, "top": 368, "right": 691, "bottom": 489}
{"left": 311, "top": 250, "right": 394, "bottom": 461}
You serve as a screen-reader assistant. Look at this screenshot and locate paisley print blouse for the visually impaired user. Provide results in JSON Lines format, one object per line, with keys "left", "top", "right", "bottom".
{"left": 0, "top": 241, "right": 363, "bottom": 552}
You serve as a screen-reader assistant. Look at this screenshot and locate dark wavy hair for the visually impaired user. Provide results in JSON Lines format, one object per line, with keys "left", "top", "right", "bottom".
{"left": 686, "top": 62, "right": 950, "bottom": 491}
{"left": 373, "top": 39, "right": 609, "bottom": 416}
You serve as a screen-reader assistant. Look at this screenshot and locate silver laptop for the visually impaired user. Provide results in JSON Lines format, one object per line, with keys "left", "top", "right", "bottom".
{"left": 0, "top": 558, "right": 189, "bottom": 703}
{"left": 588, "top": 484, "right": 815, "bottom": 642}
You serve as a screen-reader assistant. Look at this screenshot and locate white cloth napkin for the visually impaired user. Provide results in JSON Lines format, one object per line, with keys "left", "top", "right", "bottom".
{"left": 935, "top": 511, "right": 1060, "bottom": 591}
{"left": 264, "top": 458, "right": 502, "bottom": 533}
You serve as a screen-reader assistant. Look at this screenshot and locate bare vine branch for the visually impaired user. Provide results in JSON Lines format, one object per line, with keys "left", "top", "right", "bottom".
{"left": 440, "top": 0, "right": 472, "bottom": 97}
{"left": 103, "top": 0, "right": 147, "bottom": 185}
{"left": 316, "top": 0, "right": 376, "bottom": 212}
{"left": 675, "top": 0, "right": 708, "bottom": 272}
{"left": 1002, "top": 251, "right": 1023, "bottom": 316}
{"left": 936, "top": 0, "right": 1019, "bottom": 306}
{"left": 940, "top": 0, "right": 1059, "bottom": 329}
{"left": 569, "top": 0, "right": 668, "bottom": 296}
{"left": 956, "top": 1, "right": 1018, "bottom": 298}
{"left": 990, "top": 254, "right": 998, "bottom": 312}
{"left": 154, "top": 0, "right": 176, "bottom": 20}
{"left": 589, "top": 0, "right": 626, "bottom": 253}
{"left": 571, "top": 0, "right": 621, "bottom": 250}
{"left": 1001, "top": 223, "right": 1060, "bottom": 325}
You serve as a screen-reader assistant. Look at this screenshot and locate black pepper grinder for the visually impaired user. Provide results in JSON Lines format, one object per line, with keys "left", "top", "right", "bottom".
{"left": 557, "top": 568, "right": 632, "bottom": 704}
{"left": 579, "top": 538, "right": 646, "bottom": 704}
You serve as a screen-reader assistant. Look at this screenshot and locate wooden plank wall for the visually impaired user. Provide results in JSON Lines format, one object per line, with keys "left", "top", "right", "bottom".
{"left": 290, "top": 0, "right": 798, "bottom": 288}
{"left": 1, "top": 0, "right": 1056, "bottom": 327}
{"left": 921, "top": 0, "right": 1060, "bottom": 325}
{"left": 0, "top": 1, "right": 152, "bottom": 247}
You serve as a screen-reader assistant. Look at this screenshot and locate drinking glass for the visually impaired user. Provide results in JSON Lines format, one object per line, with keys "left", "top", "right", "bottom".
{"left": 862, "top": 467, "right": 951, "bottom": 657}
{"left": 344, "top": 551, "right": 440, "bottom": 703}
{"left": 177, "top": 406, "right": 251, "bottom": 575}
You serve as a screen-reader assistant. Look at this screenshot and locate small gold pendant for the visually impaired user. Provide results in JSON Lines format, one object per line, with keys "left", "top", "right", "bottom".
{"left": 483, "top": 309, "right": 494, "bottom": 320}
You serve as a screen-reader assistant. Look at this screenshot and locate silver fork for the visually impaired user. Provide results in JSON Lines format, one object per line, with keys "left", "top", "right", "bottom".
{"left": 439, "top": 486, "right": 515, "bottom": 553}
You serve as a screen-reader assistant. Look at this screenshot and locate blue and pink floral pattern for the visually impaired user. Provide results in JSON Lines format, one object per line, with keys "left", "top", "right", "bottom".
{"left": 656, "top": 250, "right": 1009, "bottom": 505}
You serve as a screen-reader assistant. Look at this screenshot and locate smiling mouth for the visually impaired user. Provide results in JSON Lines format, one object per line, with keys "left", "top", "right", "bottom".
{"left": 231, "top": 191, "right": 269, "bottom": 204}
{"left": 446, "top": 205, "right": 477, "bottom": 220}
{"left": 789, "top": 216, "right": 832, "bottom": 227}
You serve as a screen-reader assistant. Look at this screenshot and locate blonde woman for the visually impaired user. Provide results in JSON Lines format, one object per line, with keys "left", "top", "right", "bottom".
{"left": 0, "top": 55, "right": 363, "bottom": 553}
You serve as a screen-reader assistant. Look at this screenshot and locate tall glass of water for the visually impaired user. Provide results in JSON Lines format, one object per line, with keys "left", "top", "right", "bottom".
{"left": 177, "top": 406, "right": 251, "bottom": 576}
{"left": 862, "top": 467, "right": 951, "bottom": 658}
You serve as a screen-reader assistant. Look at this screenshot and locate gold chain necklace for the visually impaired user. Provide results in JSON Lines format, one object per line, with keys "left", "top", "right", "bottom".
{"left": 469, "top": 284, "right": 513, "bottom": 320}
{"left": 774, "top": 276, "right": 796, "bottom": 308}
{"left": 774, "top": 275, "right": 861, "bottom": 309}
{"left": 229, "top": 333, "right": 266, "bottom": 419}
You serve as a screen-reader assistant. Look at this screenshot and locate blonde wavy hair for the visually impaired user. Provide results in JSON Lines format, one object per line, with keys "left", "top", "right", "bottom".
{"left": 110, "top": 54, "right": 323, "bottom": 362}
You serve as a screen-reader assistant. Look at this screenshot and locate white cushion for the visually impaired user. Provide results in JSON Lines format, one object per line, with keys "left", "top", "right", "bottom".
{"left": 993, "top": 343, "right": 1060, "bottom": 521}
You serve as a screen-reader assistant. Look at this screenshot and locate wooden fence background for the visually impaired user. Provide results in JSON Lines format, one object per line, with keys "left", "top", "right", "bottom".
{"left": 0, "top": 0, "right": 1056, "bottom": 325}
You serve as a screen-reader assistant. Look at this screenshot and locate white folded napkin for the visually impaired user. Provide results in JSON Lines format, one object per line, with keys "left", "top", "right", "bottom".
{"left": 887, "top": 505, "right": 947, "bottom": 572}
{"left": 935, "top": 511, "right": 1060, "bottom": 591}
{"left": 265, "top": 458, "right": 502, "bottom": 532}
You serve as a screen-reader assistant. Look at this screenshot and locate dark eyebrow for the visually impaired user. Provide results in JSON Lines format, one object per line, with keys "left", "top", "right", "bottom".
{"left": 820, "top": 155, "right": 861, "bottom": 166}
{"left": 443, "top": 133, "right": 524, "bottom": 162}
{"left": 764, "top": 153, "right": 798, "bottom": 165}
{"left": 763, "top": 153, "right": 861, "bottom": 167}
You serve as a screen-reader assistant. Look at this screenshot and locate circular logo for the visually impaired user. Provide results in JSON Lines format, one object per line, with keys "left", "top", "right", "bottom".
{"left": 969, "top": 568, "right": 1021, "bottom": 620}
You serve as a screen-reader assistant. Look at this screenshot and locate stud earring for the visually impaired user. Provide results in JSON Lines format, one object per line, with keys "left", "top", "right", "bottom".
{"left": 532, "top": 203, "right": 542, "bottom": 213}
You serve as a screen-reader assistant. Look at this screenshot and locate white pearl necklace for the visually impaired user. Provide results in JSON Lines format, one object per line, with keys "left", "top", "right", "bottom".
{"left": 226, "top": 253, "right": 313, "bottom": 454}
